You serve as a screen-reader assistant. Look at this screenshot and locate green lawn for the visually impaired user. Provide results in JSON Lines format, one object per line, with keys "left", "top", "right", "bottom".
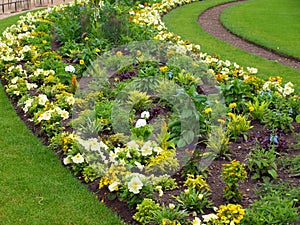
{"left": 0, "top": 13, "right": 125, "bottom": 225}
{"left": 221, "top": 0, "right": 300, "bottom": 60}
{"left": 163, "top": 0, "right": 300, "bottom": 93}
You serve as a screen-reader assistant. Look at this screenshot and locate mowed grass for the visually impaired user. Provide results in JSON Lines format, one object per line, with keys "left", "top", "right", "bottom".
{"left": 163, "top": 0, "right": 300, "bottom": 93}
{"left": 0, "top": 14, "right": 125, "bottom": 225}
{"left": 221, "top": 0, "right": 300, "bottom": 59}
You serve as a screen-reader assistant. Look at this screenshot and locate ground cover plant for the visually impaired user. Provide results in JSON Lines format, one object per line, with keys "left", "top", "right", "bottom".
{"left": 221, "top": 0, "right": 300, "bottom": 60}
{"left": 0, "top": 0, "right": 299, "bottom": 224}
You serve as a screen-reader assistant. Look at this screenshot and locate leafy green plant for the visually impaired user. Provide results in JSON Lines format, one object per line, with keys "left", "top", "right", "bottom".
{"left": 82, "top": 165, "right": 100, "bottom": 183}
{"left": 173, "top": 187, "right": 213, "bottom": 214}
{"left": 133, "top": 198, "right": 161, "bottom": 225}
{"left": 152, "top": 203, "right": 188, "bottom": 225}
{"left": 221, "top": 77, "right": 252, "bottom": 107}
{"left": 131, "top": 124, "right": 153, "bottom": 141}
{"left": 151, "top": 175, "right": 178, "bottom": 191}
{"left": 119, "top": 183, "right": 153, "bottom": 207}
{"left": 244, "top": 97, "right": 269, "bottom": 122}
{"left": 221, "top": 160, "right": 247, "bottom": 202}
{"left": 126, "top": 90, "right": 152, "bottom": 111}
{"left": 264, "top": 109, "right": 294, "bottom": 132}
{"left": 242, "top": 193, "right": 299, "bottom": 224}
{"left": 205, "top": 125, "right": 230, "bottom": 159}
{"left": 246, "top": 147, "right": 278, "bottom": 181}
{"left": 227, "top": 114, "right": 253, "bottom": 141}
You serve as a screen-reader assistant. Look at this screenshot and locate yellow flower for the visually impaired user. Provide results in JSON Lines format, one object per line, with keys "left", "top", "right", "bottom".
{"left": 205, "top": 108, "right": 212, "bottom": 114}
{"left": 218, "top": 118, "right": 225, "bottom": 124}
{"left": 84, "top": 37, "right": 89, "bottom": 41}
{"left": 229, "top": 102, "right": 237, "bottom": 109}
{"left": 136, "top": 50, "right": 142, "bottom": 55}
{"left": 160, "top": 66, "right": 168, "bottom": 72}
{"left": 95, "top": 48, "right": 101, "bottom": 53}
{"left": 228, "top": 112, "right": 234, "bottom": 118}
{"left": 79, "top": 59, "right": 84, "bottom": 65}
{"left": 249, "top": 106, "right": 254, "bottom": 112}
{"left": 42, "top": 40, "right": 47, "bottom": 44}
{"left": 116, "top": 51, "right": 123, "bottom": 56}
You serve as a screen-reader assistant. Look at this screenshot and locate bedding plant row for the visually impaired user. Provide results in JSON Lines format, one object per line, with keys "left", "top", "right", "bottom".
{"left": 0, "top": 0, "right": 299, "bottom": 224}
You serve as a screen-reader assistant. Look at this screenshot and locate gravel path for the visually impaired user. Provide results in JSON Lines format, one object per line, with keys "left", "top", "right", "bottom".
{"left": 198, "top": 0, "right": 300, "bottom": 71}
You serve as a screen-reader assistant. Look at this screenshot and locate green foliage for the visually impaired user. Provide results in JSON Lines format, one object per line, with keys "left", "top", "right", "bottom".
{"left": 264, "top": 109, "right": 294, "bottom": 132}
{"left": 278, "top": 153, "right": 300, "bottom": 177}
{"left": 152, "top": 203, "right": 188, "bottom": 225}
{"left": 151, "top": 175, "right": 178, "bottom": 191}
{"left": 173, "top": 187, "right": 213, "bottom": 214}
{"left": 133, "top": 198, "right": 161, "bottom": 225}
{"left": 221, "top": 77, "right": 252, "bottom": 107}
{"left": 126, "top": 90, "right": 152, "bottom": 111}
{"left": 244, "top": 97, "right": 269, "bottom": 122}
{"left": 227, "top": 114, "right": 253, "bottom": 141}
{"left": 145, "top": 150, "right": 179, "bottom": 176}
{"left": 246, "top": 147, "right": 278, "bottom": 181}
{"left": 242, "top": 193, "right": 299, "bottom": 224}
{"left": 205, "top": 125, "right": 230, "bottom": 159}
{"left": 119, "top": 183, "right": 153, "bottom": 207}
{"left": 131, "top": 124, "right": 153, "bottom": 141}
{"left": 82, "top": 165, "right": 100, "bottom": 183}
{"left": 221, "top": 160, "right": 247, "bottom": 202}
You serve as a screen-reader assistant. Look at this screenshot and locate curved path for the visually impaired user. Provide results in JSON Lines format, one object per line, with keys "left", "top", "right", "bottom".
{"left": 198, "top": 0, "right": 300, "bottom": 71}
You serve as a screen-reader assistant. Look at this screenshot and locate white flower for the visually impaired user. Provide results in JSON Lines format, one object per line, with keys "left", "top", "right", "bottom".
{"left": 65, "top": 65, "right": 75, "bottom": 73}
{"left": 169, "top": 203, "right": 175, "bottom": 210}
{"left": 192, "top": 217, "right": 201, "bottom": 225}
{"left": 23, "top": 98, "right": 33, "bottom": 113}
{"left": 66, "top": 96, "right": 75, "bottom": 105}
{"left": 283, "top": 82, "right": 294, "bottom": 96}
{"left": 11, "top": 76, "right": 18, "bottom": 84}
{"left": 198, "top": 194, "right": 204, "bottom": 200}
{"left": 13, "top": 90, "right": 20, "bottom": 96}
{"left": 99, "top": 141, "right": 109, "bottom": 151}
{"left": 108, "top": 181, "right": 120, "bottom": 192}
{"left": 71, "top": 153, "right": 85, "bottom": 164}
{"left": 202, "top": 213, "right": 218, "bottom": 222}
{"left": 224, "top": 60, "right": 231, "bottom": 67}
{"left": 59, "top": 109, "right": 69, "bottom": 120}
{"left": 230, "top": 221, "right": 235, "bottom": 225}
{"left": 153, "top": 146, "right": 163, "bottom": 154}
{"left": 134, "top": 161, "right": 144, "bottom": 171}
{"left": 135, "top": 118, "right": 147, "bottom": 128}
{"left": 141, "top": 111, "right": 150, "bottom": 119}
{"left": 38, "top": 94, "right": 48, "bottom": 106}
{"left": 89, "top": 138, "right": 101, "bottom": 151}
{"left": 38, "top": 111, "right": 51, "bottom": 122}
{"left": 141, "top": 141, "right": 153, "bottom": 156}
{"left": 155, "top": 185, "right": 163, "bottom": 197}
{"left": 128, "top": 176, "right": 143, "bottom": 194}
{"left": 127, "top": 140, "right": 139, "bottom": 149}
{"left": 63, "top": 156, "right": 72, "bottom": 165}
{"left": 247, "top": 67, "right": 258, "bottom": 74}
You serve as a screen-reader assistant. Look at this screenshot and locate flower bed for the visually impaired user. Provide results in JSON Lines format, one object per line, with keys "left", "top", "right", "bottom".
{"left": 0, "top": 0, "right": 299, "bottom": 224}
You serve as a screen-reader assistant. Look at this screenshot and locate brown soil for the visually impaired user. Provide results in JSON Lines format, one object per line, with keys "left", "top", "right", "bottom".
{"left": 198, "top": 0, "right": 300, "bottom": 71}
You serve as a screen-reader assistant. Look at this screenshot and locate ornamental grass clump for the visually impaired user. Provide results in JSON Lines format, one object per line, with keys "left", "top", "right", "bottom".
{"left": 221, "top": 160, "right": 247, "bottom": 202}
